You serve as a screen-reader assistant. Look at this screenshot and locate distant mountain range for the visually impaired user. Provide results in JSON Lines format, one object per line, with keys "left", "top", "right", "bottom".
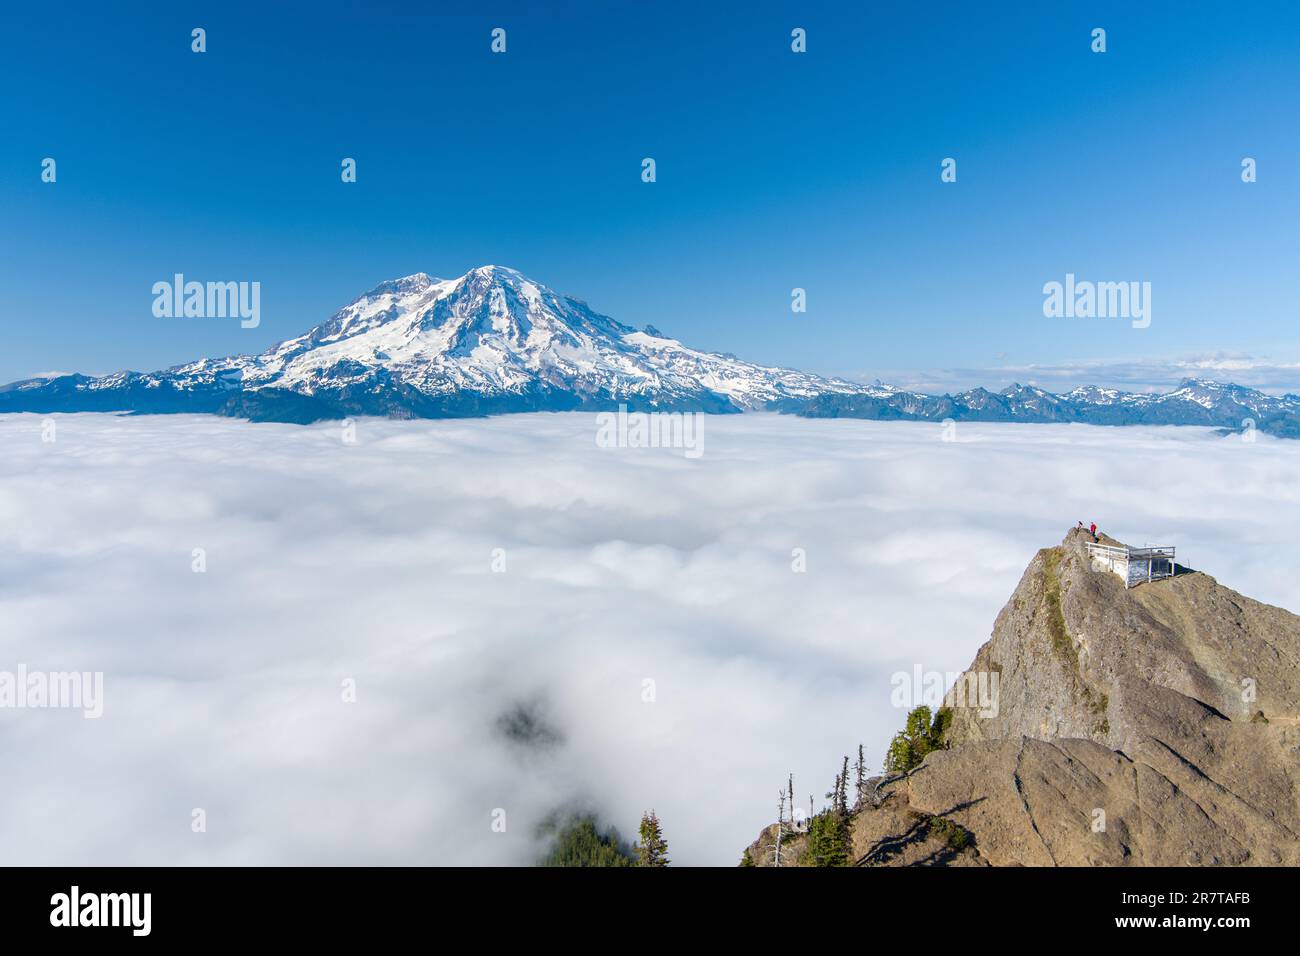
{"left": 1, "top": 265, "right": 1295, "bottom": 436}
{"left": 776, "top": 378, "right": 1300, "bottom": 437}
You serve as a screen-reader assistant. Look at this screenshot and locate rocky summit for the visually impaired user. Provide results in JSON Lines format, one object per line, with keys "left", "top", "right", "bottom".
{"left": 746, "top": 527, "right": 1300, "bottom": 866}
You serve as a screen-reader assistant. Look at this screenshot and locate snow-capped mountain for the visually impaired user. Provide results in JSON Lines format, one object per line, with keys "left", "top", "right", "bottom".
{"left": 0, "top": 265, "right": 864, "bottom": 421}
{"left": 3, "top": 264, "right": 1299, "bottom": 436}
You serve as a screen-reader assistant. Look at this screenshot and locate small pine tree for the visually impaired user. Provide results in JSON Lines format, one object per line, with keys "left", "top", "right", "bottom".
{"left": 634, "top": 810, "right": 670, "bottom": 867}
{"left": 853, "top": 744, "right": 868, "bottom": 809}
{"left": 838, "top": 756, "right": 850, "bottom": 815}
{"left": 809, "top": 760, "right": 855, "bottom": 867}
{"left": 775, "top": 789, "right": 786, "bottom": 865}
{"left": 884, "top": 705, "right": 954, "bottom": 773}
{"left": 806, "top": 810, "right": 851, "bottom": 867}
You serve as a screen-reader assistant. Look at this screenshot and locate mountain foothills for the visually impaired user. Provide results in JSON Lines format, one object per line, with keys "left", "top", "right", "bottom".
{"left": 745, "top": 528, "right": 1300, "bottom": 867}
{"left": 1, "top": 265, "right": 1298, "bottom": 434}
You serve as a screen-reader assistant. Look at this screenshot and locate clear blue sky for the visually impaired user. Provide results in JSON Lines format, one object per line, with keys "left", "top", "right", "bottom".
{"left": 3, "top": 1, "right": 1300, "bottom": 389}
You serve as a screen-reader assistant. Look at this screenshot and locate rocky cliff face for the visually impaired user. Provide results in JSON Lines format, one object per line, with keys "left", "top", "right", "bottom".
{"left": 747, "top": 528, "right": 1300, "bottom": 866}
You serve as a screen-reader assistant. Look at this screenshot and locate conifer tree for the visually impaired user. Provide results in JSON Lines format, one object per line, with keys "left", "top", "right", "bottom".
{"left": 853, "top": 744, "right": 868, "bottom": 809}
{"left": 537, "top": 815, "right": 635, "bottom": 867}
{"left": 634, "top": 810, "right": 670, "bottom": 867}
{"left": 838, "top": 756, "right": 850, "bottom": 815}
{"left": 775, "top": 789, "right": 786, "bottom": 866}
{"left": 884, "top": 705, "right": 952, "bottom": 774}
{"left": 809, "top": 763, "right": 854, "bottom": 866}
{"left": 807, "top": 808, "right": 851, "bottom": 867}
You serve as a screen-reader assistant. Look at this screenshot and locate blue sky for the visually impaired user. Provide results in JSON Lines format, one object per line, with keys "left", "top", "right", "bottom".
{"left": 3, "top": 1, "right": 1300, "bottom": 391}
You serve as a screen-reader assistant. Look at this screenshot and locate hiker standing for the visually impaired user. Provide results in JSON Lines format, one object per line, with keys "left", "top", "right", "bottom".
{"left": 1089, "top": 522, "right": 1098, "bottom": 542}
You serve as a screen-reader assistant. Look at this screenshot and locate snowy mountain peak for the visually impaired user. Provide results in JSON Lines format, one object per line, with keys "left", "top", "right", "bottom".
{"left": 0, "top": 265, "right": 860, "bottom": 420}
{"left": 465, "top": 263, "right": 524, "bottom": 280}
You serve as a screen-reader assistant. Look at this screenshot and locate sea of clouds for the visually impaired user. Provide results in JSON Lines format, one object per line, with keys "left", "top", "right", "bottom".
{"left": 1, "top": 412, "right": 1297, "bottom": 865}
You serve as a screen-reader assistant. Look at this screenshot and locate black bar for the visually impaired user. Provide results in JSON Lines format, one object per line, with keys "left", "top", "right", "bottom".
{"left": 0, "top": 866, "right": 1275, "bottom": 942}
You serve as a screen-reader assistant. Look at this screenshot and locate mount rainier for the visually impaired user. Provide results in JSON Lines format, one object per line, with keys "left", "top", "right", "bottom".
{"left": 2, "top": 264, "right": 1298, "bottom": 436}
{"left": 0, "top": 265, "right": 862, "bottom": 422}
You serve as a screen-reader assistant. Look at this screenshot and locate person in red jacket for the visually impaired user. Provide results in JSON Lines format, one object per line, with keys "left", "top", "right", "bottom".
{"left": 1089, "top": 522, "right": 1098, "bottom": 541}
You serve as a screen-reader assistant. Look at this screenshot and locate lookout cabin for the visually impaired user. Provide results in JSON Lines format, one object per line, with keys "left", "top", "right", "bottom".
{"left": 1086, "top": 541, "right": 1176, "bottom": 588}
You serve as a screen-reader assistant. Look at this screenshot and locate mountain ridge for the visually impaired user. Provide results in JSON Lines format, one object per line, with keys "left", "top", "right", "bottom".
{"left": 777, "top": 377, "right": 1300, "bottom": 436}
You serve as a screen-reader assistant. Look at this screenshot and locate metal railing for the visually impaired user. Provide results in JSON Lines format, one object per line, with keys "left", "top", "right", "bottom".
{"left": 1085, "top": 543, "right": 1129, "bottom": 560}
{"left": 1086, "top": 543, "right": 1175, "bottom": 561}
{"left": 1086, "top": 542, "right": 1176, "bottom": 588}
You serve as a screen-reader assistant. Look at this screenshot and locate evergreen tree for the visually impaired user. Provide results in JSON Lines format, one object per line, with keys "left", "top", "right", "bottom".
{"left": 809, "top": 760, "right": 854, "bottom": 866}
{"left": 634, "top": 810, "right": 670, "bottom": 867}
{"left": 537, "top": 815, "right": 635, "bottom": 867}
{"left": 853, "top": 744, "right": 868, "bottom": 809}
{"left": 884, "top": 705, "right": 953, "bottom": 774}
{"left": 838, "top": 756, "right": 850, "bottom": 815}
{"left": 775, "top": 789, "right": 786, "bottom": 865}
{"left": 806, "top": 810, "right": 851, "bottom": 867}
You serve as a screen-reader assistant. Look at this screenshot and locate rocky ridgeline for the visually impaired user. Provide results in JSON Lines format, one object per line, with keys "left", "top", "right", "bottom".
{"left": 746, "top": 527, "right": 1300, "bottom": 866}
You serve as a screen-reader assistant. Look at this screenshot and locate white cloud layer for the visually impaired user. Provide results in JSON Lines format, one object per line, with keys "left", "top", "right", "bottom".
{"left": 2, "top": 412, "right": 1298, "bottom": 865}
